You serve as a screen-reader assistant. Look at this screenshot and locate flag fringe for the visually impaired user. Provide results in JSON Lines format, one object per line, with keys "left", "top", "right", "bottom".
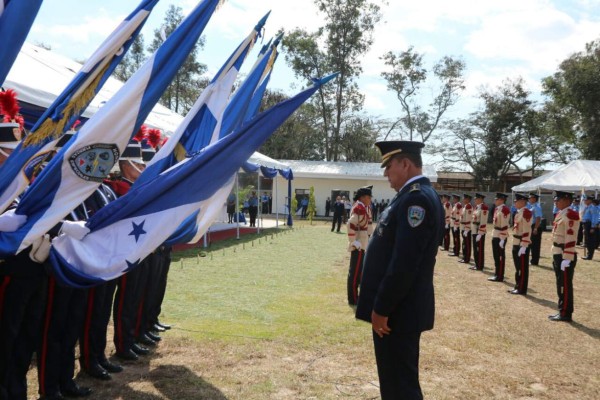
{"left": 23, "top": 62, "right": 111, "bottom": 147}
{"left": 216, "top": 0, "right": 227, "bottom": 12}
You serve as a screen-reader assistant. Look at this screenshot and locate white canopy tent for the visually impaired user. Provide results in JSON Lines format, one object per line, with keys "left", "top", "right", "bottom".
{"left": 512, "top": 160, "right": 600, "bottom": 192}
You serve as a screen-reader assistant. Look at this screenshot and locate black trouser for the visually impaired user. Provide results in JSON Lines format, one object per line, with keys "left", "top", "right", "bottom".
{"left": 461, "top": 230, "right": 471, "bottom": 262}
{"left": 37, "top": 278, "right": 88, "bottom": 397}
{"left": 113, "top": 259, "right": 149, "bottom": 354}
{"left": 530, "top": 227, "right": 542, "bottom": 264}
{"left": 248, "top": 205, "right": 258, "bottom": 227}
{"left": 442, "top": 227, "right": 450, "bottom": 251}
{"left": 0, "top": 252, "right": 47, "bottom": 400}
{"left": 347, "top": 249, "right": 364, "bottom": 305}
{"left": 552, "top": 254, "right": 576, "bottom": 317}
{"left": 452, "top": 228, "right": 460, "bottom": 256}
{"left": 473, "top": 233, "right": 485, "bottom": 270}
{"left": 577, "top": 223, "right": 583, "bottom": 245}
{"left": 140, "top": 251, "right": 164, "bottom": 335}
{"left": 80, "top": 279, "right": 117, "bottom": 371}
{"left": 583, "top": 221, "right": 596, "bottom": 259}
{"left": 373, "top": 331, "right": 422, "bottom": 400}
{"left": 512, "top": 245, "right": 530, "bottom": 293}
{"left": 147, "top": 247, "right": 172, "bottom": 328}
{"left": 331, "top": 214, "right": 342, "bottom": 232}
{"left": 491, "top": 237, "right": 506, "bottom": 280}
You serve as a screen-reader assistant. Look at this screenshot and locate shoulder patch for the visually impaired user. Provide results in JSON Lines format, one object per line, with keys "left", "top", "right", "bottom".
{"left": 567, "top": 209, "right": 580, "bottom": 221}
{"left": 456, "top": 203, "right": 462, "bottom": 209}
{"left": 409, "top": 183, "right": 421, "bottom": 192}
{"left": 501, "top": 205, "right": 510, "bottom": 216}
{"left": 522, "top": 208, "right": 532, "bottom": 220}
{"left": 408, "top": 205, "right": 426, "bottom": 227}
{"left": 481, "top": 203, "right": 489, "bottom": 210}
{"left": 465, "top": 203, "right": 472, "bottom": 210}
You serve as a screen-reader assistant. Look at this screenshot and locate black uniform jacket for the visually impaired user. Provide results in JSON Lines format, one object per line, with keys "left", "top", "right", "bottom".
{"left": 356, "top": 176, "right": 443, "bottom": 334}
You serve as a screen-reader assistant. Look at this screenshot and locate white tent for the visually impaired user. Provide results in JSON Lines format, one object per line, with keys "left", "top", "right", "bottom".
{"left": 511, "top": 160, "right": 600, "bottom": 192}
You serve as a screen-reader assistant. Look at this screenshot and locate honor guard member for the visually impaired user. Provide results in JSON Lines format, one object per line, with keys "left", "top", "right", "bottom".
{"left": 580, "top": 196, "right": 598, "bottom": 260}
{"left": 549, "top": 191, "right": 580, "bottom": 322}
{"left": 440, "top": 194, "right": 452, "bottom": 251}
{"left": 510, "top": 193, "right": 532, "bottom": 295}
{"left": 459, "top": 193, "right": 473, "bottom": 264}
{"left": 527, "top": 193, "right": 543, "bottom": 265}
{"left": 470, "top": 193, "right": 489, "bottom": 271}
{"left": 0, "top": 121, "right": 21, "bottom": 162}
{"left": 489, "top": 193, "right": 510, "bottom": 282}
{"left": 346, "top": 185, "right": 374, "bottom": 305}
{"left": 450, "top": 194, "right": 462, "bottom": 257}
{"left": 356, "top": 141, "right": 443, "bottom": 400}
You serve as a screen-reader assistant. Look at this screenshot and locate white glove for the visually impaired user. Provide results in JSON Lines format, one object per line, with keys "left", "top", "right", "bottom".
{"left": 60, "top": 220, "right": 90, "bottom": 240}
{"left": 453, "top": 227, "right": 458, "bottom": 232}
{"left": 463, "top": 230, "right": 469, "bottom": 237}
{"left": 518, "top": 246, "right": 527, "bottom": 257}
{"left": 476, "top": 234, "right": 482, "bottom": 242}
{"left": 560, "top": 259, "right": 571, "bottom": 271}
{"left": 29, "top": 234, "right": 51, "bottom": 263}
{"left": 445, "top": 223, "right": 449, "bottom": 229}
{"left": 499, "top": 239, "right": 505, "bottom": 249}
{"left": 0, "top": 209, "right": 27, "bottom": 232}
{"left": 352, "top": 240, "right": 361, "bottom": 250}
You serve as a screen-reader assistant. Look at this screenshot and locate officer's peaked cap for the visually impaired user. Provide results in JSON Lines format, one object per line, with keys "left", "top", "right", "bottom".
{"left": 514, "top": 193, "right": 528, "bottom": 201}
{"left": 528, "top": 193, "right": 540, "bottom": 199}
{"left": 554, "top": 190, "right": 574, "bottom": 201}
{"left": 495, "top": 192, "right": 508, "bottom": 200}
{"left": 0, "top": 122, "right": 21, "bottom": 149}
{"left": 120, "top": 139, "right": 143, "bottom": 163}
{"left": 475, "top": 193, "right": 485, "bottom": 199}
{"left": 463, "top": 193, "right": 472, "bottom": 199}
{"left": 375, "top": 140, "right": 425, "bottom": 168}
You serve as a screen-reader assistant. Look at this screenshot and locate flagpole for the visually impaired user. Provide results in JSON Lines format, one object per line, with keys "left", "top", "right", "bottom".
{"left": 236, "top": 171, "right": 240, "bottom": 240}
{"left": 275, "top": 173, "right": 279, "bottom": 228}
{"left": 257, "top": 170, "right": 261, "bottom": 234}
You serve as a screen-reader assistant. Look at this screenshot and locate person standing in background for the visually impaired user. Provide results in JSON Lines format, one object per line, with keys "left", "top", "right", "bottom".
{"left": 527, "top": 193, "right": 543, "bottom": 265}
{"left": 346, "top": 186, "right": 373, "bottom": 306}
{"left": 325, "top": 197, "right": 331, "bottom": 217}
{"left": 331, "top": 196, "right": 344, "bottom": 233}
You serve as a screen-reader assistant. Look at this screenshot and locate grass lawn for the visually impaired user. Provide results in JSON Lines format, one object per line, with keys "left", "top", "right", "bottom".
{"left": 27, "top": 220, "right": 600, "bottom": 399}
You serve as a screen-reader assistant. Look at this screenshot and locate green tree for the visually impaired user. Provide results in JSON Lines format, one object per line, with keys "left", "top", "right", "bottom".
{"left": 147, "top": 5, "right": 208, "bottom": 114}
{"left": 542, "top": 38, "right": 600, "bottom": 159}
{"left": 381, "top": 46, "right": 466, "bottom": 143}
{"left": 113, "top": 34, "right": 146, "bottom": 82}
{"left": 282, "top": 0, "right": 382, "bottom": 161}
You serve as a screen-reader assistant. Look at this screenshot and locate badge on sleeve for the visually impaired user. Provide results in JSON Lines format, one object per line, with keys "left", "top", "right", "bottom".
{"left": 408, "top": 206, "right": 426, "bottom": 227}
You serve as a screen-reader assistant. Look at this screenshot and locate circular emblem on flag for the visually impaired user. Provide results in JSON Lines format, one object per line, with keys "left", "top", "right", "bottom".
{"left": 68, "top": 143, "right": 120, "bottom": 182}
{"left": 23, "top": 151, "right": 52, "bottom": 182}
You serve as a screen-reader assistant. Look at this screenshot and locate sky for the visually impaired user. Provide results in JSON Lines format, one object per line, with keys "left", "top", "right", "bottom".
{"left": 21, "top": 0, "right": 600, "bottom": 133}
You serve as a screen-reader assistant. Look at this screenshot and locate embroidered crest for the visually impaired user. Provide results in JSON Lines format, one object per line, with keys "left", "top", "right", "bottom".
{"left": 408, "top": 205, "right": 426, "bottom": 227}
{"left": 69, "top": 143, "right": 119, "bottom": 182}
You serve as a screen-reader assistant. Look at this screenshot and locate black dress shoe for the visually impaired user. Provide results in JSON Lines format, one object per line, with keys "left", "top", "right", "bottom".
{"left": 99, "top": 358, "right": 123, "bottom": 373}
{"left": 509, "top": 289, "right": 524, "bottom": 295}
{"left": 549, "top": 314, "right": 572, "bottom": 322}
{"left": 458, "top": 259, "right": 467, "bottom": 263}
{"left": 131, "top": 343, "right": 150, "bottom": 355}
{"left": 138, "top": 334, "right": 157, "bottom": 347}
{"left": 83, "top": 363, "right": 111, "bottom": 381}
{"left": 152, "top": 323, "right": 166, "bottom": 332}
{"left": 581, "top": 257, "right": 592, "bottom": 260}
{"left": 157, "top": 322, "right": 171, "bottom": 330}
{"left": 488, "top": 276, "right": 503, "bottom": 282}
{"left": 115, "top": 349, "right": 139, "bottom": 361}
{"left": 60, "top": 381, "right": 92, "bottom": 398}
{"left": 468, "top": 266, "right": 477, "bottom": 270}
{"left": 146, "top": 331, "right": 162, "bottom": 341}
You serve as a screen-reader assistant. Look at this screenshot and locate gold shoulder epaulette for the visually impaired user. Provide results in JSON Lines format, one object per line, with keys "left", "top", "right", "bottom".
{"left": 409, "top": 183, "right": 421, "bottom": 192}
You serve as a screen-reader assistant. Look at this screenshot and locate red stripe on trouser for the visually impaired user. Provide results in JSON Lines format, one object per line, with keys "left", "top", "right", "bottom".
{"left": 479, "top": 237, "right": 483, "bottom": 267}
{"left": 135, "top": 297, "right": 145, "bottom": 338}
{"left": 562, "top": 269, "right": 569, "bottom": 315}
{"left": 0, "top": 276, "right": 11, "bottom": 321}
{"left": 39, "top": 277, "right": 56, "bottom": 395}
{"left": 352, "top": 251, "right": 363, "bottom": 302}
{"left": 115, "top": 276, "right": 127, "bottom": 352}
{"left": 82, "top": 288, "right": 96, "bottom": 369}
{"left": 499, "top": 251, "right": 504, "bottom": 277}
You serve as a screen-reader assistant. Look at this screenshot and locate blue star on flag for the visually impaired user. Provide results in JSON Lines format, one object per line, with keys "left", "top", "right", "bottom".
{"left": 126, "top": 259, "right": 141, "bottom": 271}
{"left": 129, "top": 220, "right": 147, "bottom": 242}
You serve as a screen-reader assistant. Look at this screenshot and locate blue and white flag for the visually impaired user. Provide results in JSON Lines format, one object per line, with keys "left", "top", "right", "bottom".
{"left": 49, "top": 73, "right": 337, "bottom": 287}
{"left": 0, "top": 0, "right": 159, "bottom": 214}
{"left": 135, "top": 11, "right": 271, "bottom": 187}
{"left": 0, "top": 0, "right": 221, "bottom": 257}
{"left": 166, "top": 34, "right": 282, "bottom": 245}
{"left": 0, "top": 0, "right": 43, "bottom": 85}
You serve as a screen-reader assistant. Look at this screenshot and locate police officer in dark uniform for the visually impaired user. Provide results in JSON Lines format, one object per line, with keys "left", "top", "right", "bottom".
{"left": 356, "top": 141, "right": 443, "bottom": 400}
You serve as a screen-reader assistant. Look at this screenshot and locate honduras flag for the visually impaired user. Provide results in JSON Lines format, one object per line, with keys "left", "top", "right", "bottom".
{"left": 49, "top": 73, "right": 337, "bottom": 288}
{"left": 135, "top": 11, "right": 271, "bottom": 188}
{"left": 0, "top": 0, "right": 159, "bottom": 214}
{"left": 0, "top": 0, "right": 43, "bottom": 85}
{"left": 0, "top": 0, "right": 221, "bottom": 257}
{"left": 165, "top": 34, "right": 283, "bottom": 245}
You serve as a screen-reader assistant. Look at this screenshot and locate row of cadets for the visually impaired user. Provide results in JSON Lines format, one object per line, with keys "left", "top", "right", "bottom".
{"left": 580, "top": 195, "right": 599, "bottom": 260}
{"left": 440, "top": 194, "right": 452, "bottom": 251}
{"left": 449, "top": 194, "right": 462, "bottom": 257}
{"left": 488, "top": 193, "right": 510, "bottom": 282}
{"left": 527, "top": 193, "right": 543, "bottom": 265}
{"left": 470, "top": 193, "right": 489, "bottom": 271}
{"left": 458, "top": 193, "right": 473, "bottom": 263}
{"left": 346, "top": 185, "right": 373, "bottom": 306}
